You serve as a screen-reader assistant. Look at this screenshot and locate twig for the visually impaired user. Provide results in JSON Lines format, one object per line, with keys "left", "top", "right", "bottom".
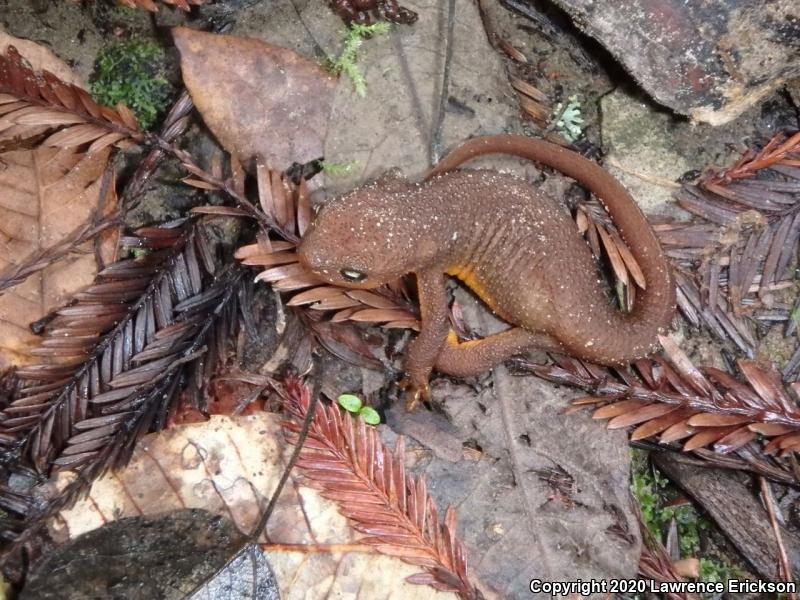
{"left": 430, "top": 0, "right": 457, "bottom": 165}
{"left": 759, "top": 476, "right": 796, "bottom": 594}
{"left": 0, "top": 212, "right": 121, "bottom": 294}
{"left": 249, "top": 350, "right": 321, "bottom": 541}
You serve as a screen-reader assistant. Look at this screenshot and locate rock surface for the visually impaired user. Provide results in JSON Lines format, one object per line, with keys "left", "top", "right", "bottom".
{"left": 548, "top": 0, "right": 800, "bottom": 124}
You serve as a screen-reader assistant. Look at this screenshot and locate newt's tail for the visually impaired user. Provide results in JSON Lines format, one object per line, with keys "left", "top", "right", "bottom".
{"left": 426, "top": 134, "right": 676, "bottom": 365}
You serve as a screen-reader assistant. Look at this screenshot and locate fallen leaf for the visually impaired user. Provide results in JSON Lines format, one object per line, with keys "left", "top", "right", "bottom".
{"left": 0, "top": 36, "right": 117, "bottom": 370}
{"left": 0, "top": 32, "right": 113, "bottom": 372}
{"left": 173, "top": 27, "right": 336, "bottom": 171}
{"left": 0, "top": 146, "right": 113, "bottom": 371}
{"left": 23, "top": 510, "right": 279, "bottom": 600}
{"left": 52, "top": 413, "right": 456, "bottom": 600}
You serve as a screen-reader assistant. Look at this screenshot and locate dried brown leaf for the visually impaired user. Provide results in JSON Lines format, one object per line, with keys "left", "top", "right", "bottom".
{"left": 173, "top": 28, "right": 335, "bottom": 170}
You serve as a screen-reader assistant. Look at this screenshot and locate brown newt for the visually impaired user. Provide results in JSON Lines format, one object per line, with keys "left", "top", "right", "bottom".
{"left": 298, "top": 135, "right": 676, "bottom": 407}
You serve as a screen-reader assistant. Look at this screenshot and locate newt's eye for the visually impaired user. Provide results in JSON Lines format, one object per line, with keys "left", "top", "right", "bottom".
{"left": 340, "top": 268, "right": 367, "bottom": 282}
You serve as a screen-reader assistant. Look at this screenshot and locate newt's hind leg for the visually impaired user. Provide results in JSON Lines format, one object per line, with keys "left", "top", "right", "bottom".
{"left": 435, "top": 329, "right": 564, "bottom": 378}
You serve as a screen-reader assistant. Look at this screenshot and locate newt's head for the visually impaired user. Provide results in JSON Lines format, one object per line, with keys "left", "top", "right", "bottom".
{"left": 298, "top": 176, "right": 436, "bottom": 288}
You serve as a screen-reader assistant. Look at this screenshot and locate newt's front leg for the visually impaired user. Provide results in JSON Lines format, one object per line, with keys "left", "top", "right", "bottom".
{"left": 401, "top": 269, "right": 449, "bottom": 410}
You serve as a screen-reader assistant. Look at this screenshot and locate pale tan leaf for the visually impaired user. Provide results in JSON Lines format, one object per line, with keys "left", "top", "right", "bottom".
{"left": 611, "top": 232, "right": 646, "bottom": 289}
{"left": 87, "top": 131, "right": 128, "bottom": 153}
{"left": 181, "top": 178, "right": 219, "bottom": 190}
{"left": 44, "top": 123, "right": 107, "bottom": 148}
{"left": 241, "top": 252, "right": 299, "bottom": 268}
{"left": 630, "top": 408, "right": 693, "bottom": 441}
{"left": 660, "top": 420, "right": 696, "bottom": 443}
{"left": 256, "top": 163, "right": 275, "bottom": 221}
{"left": 115, "top": 102, "right": 139, "bottom": 130}
{"left": 672, "top": 558, "right": 700, "bottom": 579}
{"left": 0, "top": 146, "right": 113, "bottom": 370}
{"left": 52, "top": 414, "right": 454, "bottom": 600}
{"left": 659, "top": 334, "right": 714, "bottom": 396}
{"left": 14, "top": 109, "right": 86, "bottom": 126}
{"left": 596, "top": 225, "right": 629, "bottom": 286}
{"left": 499, "top": 41, "right": 529, "bottom": 63}
{"left": 606, "top": 403, "right": 676, "bottom": 429}
{"left": 287, "top": 286, "right": 347, "bottom": 307}
{"left": 509, "top": 76, "right": 547, "bottom": 102}
{"left": 575, "top": 208, "right": 589, "bottom": 234}
{"left": 0, "top": 32, "right": 83, "bottom": 86}
{"left": 382, "top": 320, "right": 419, "bottom": 331}
{"left": 296, "top": 179, "right": 312, "bottom": 236}
{"left": 683, "top": 426, "right": 740, "bottom": 451}
{"left": 254, "top": 262, "right": 308, "bottom": 283}
{"left": 345, "top": 289, "right": 401, "bottom": 310}
{"left": 272, "top": 170, "right": 293, "bottom": 233}
{"left": 686, "top": 413, "right": 752, "bottom": 427}
{"left": 571, "top": 396, "right": 606, "bottom": 406}
{"left": 748, "top": 423, "right": 796, "bottom": 436}
{"left": 331, "top": 307, "right": 359, "bottom": 322}
{"left": 310, "top": 296, "right": 362, "bottom": 311}
{"left": 235, "top": 240, "right": 294, "bottom": 260}
{"left": 713, "top": 426, "right": 757, "bottom": 454}
{"left": 592, "top": 399, "right": 646, "bottom": 420}
{"left": 349, "top": 308, "right": 416, "bottom": 323}
{"left": 271, "top": 273, "right": 323, "bottom": 291}
{"left": 230, "top": 153, "right": 246, "bottom": 197}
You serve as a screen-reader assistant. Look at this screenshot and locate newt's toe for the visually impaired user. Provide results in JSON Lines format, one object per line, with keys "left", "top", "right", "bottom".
{"left": 398, "top": 375, "right": 431, "bottom": 411}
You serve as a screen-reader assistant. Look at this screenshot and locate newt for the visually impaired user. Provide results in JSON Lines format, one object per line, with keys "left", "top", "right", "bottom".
{"left": 298, "top": 135, "right": 676, "bottom": 407}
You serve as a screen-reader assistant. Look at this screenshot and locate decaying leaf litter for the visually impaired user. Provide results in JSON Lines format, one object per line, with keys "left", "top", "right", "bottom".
{"left": 0, "top": 0, "right": 796, "bottom": 589}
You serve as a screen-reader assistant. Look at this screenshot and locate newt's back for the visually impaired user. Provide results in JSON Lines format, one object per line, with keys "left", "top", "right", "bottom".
{"left": 419, "top": 171, "right": 622, "bottom": 343}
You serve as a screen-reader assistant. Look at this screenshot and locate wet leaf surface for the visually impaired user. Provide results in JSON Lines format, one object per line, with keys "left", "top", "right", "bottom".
{"left": 0, "top": 35, "right": 114, "bottom": 370}
{"left": 173, "top": 26, "right": 336, "bottom": 171}
{"left": 52, "top": 414, "right": 457, "bottom": 600}
{"left": 22, "top": 509, "right": 279, "bottom": 600}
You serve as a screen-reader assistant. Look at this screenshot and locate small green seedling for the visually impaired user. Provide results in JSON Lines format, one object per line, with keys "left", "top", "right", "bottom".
{"left": 321, "top": 160, "right": 358, "bottom": 177}
{"left": 337, "top": 394, "right": 380, "bottom": 425}
{"left": 552, "top": 94, "right": 584, "bottom": 142}
{"left": 326, "top": 22, "right": 390, "bottom": 97}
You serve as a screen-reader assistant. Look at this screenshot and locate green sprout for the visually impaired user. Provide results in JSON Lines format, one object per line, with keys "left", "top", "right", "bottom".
{"left": 90, "top": 39, "right": 172, "bottom": 129}
{"left": 337, "top": 394, "right": 380, "bottom": 425}
{"left": 552, "top": 94, "right": 584, "bottom": 142}
{"left": 320, "top": 160, "right": 358, "bottom": 177}
{"left": 326, "top": 22, "right": 390, "bottom": 97}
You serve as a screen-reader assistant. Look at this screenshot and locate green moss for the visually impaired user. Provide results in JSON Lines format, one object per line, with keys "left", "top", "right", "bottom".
{"left": 631, "top": 450, "right": 743, "bottom": 595}
{"left": 90, "top": 39, "right": 171, "bottom": 129}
